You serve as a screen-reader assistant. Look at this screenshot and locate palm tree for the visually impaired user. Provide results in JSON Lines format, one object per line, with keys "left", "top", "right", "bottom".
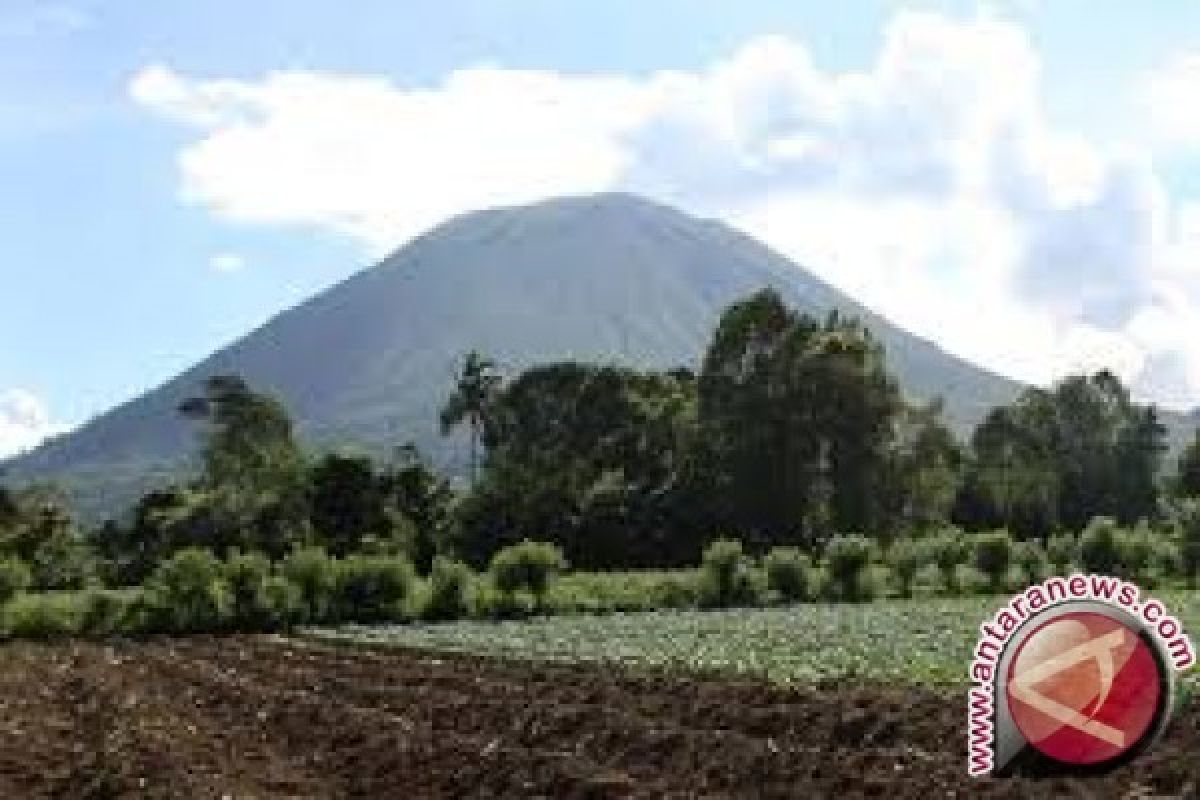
{"left": 440, "top": 351, "right": 502, "bottom": 484}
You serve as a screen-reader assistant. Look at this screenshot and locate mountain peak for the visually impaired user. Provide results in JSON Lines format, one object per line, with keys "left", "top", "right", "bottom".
{"left": 5, "top": 193, "right": 1035, "bottom": 520}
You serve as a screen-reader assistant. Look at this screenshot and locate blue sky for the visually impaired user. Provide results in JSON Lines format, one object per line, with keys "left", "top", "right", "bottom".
{"left": 4, "top": 0, "right": 1200, "bottom": 455}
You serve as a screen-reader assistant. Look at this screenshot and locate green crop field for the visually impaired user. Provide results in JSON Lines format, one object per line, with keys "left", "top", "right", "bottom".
{"left": 310, "top": 592, "right": 1200, "bottom": 688}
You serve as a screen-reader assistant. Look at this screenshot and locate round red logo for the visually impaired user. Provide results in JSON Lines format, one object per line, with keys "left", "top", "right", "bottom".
{"left": 1006, "top": 611, "right": 1164, "bottom": 766}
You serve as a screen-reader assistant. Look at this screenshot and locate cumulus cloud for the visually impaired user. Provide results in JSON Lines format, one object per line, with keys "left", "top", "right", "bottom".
{"left": 0, "top": 390, "right": 65, "bottom": 458}
{"left": 129, "top": 11, "right": 1200, "bottom": 408}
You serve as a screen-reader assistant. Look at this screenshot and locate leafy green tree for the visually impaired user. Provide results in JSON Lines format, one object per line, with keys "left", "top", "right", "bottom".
{"left": 1174, "top": 430, "right": 1200, "bottom": 499}
{"left": 379, "top": 445, "right": 455, "bottom": 573}
{"left": 697, "top": 290, "right": 901, "bottom": 545}
{"left": 440, "top": 351, "right": 502, "bottom": 484}
{"left": 957, "top": 401, "right": 1059, "bottom": 536}
{"left": 456, "top": 364, "right": 699, "bottom": 568}
{"left": 959, "top": 371, "right": 1165, "bottom": 535}
{"left": 886, "top": 400, "right": 963, "bottom": 536}
{"left": 308, "top": 453, "right": 391, "bottom": 557}
{"left": 0, "top": 488, "right": 97, "bottom": 590}
{"left": 178, "top": 375, "right": 309, "bottom": 558}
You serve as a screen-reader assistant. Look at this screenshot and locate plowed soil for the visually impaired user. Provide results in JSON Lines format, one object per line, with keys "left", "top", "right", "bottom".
{"left": 0, "top": 636, "right": 1194, "bottom": 798}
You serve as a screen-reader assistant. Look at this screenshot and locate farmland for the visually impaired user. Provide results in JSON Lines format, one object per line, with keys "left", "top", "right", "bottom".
{"left": 311, "top": 593, "right": 1200, "bottom": 689}
{"left": 0, "top": 633, "right": 1197, "bottom": 798}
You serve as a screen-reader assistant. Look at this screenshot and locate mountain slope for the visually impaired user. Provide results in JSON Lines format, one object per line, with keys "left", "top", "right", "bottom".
{"left": 3, "top": 192, "right": 1145, "bottom": 519}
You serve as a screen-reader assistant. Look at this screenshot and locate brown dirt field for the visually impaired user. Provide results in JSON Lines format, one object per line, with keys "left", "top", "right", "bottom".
{"left": 0, "top": 636, "right": 1194, "bottom": 798}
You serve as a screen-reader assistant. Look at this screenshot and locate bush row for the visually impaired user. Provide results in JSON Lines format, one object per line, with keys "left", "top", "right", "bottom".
{"left": 3, "top": 518, "right": 1196, "bottom": 638}
{"left": 0, "top": 538, "right": 569, "bottom": 638}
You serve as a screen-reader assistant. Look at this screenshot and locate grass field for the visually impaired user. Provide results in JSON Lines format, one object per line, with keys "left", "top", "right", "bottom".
{"left": 312, "top": 591, "right": 1200, "bottom": 688}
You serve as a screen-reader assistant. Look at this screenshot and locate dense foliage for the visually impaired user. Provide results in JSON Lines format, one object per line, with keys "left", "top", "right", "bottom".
{"left": 1, "top": 289, "right": 1198, "bottom": 637}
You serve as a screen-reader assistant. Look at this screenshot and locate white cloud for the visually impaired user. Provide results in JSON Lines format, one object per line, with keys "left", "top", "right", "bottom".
{"left": 209, "top": 252, "right": 245, "bottom": 273}
{"left": 0, "top": 390, "right": 66, "bottom": 458}
{"left": 131, "top": 63, "right": 639, "bottom": 254}
{"left": 1146, "top": 54, "right": 1200, "bottom": 148}
{"left": 130, "top": 11, "right": 1200, "bottom": 408}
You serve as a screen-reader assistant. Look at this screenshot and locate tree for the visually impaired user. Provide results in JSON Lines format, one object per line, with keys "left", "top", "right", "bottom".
{"left": 0, "top": 487, "right": 97, "bottom": 590}
{"left": 178, "top": 375, "right": 309, "bottom": 558}
{"left": 440, "top": 351, "right": 502, "bottom": 484}
{"left": 697, "top": 289, "right": 901, "bottom": 544}
{"left": 379, "top": 445, "right": 455, "bottom": 573}
{"left": 455, "top": 363, "right": 699, "bottom": 568}
{"left": 958, "top": 371, "right": 1165, "bottom": 535}
{"left": 179, "top": 374, "right": 303, "bottom": 490}
{"left": 957, "top": 402, "right": 1059, "bottom": 536}
{"left": 886, "top": 400, "right": 963, "bottom": 536}
{"left": 1175, "top": 429, "right": 1200, "bottom": 499}
{"left": 308, "top": 453, "right": 390, "bottom": 557}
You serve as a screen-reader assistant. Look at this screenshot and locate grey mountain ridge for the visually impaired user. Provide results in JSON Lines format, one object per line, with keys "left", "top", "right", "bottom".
{"left": 4, "top": 193, "right": 1194, "bottom": 520}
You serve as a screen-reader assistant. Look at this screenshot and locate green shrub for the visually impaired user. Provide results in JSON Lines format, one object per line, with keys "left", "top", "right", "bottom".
{"left": 973, "top": 531, "right": 1013, "bottom": 592}
{"left": 1175, "top": 499, "right": 1200, "bottom": 587}
{"left": 281, "top": 546, "right": 338, "bottom": 623}
{"left": 1118, "top": 523, "right": 1155, "bottom": 582}
{"left": 0, "top": 557, "right": 31, "bottom": 605}
{"left": 1080, "top": 517, "right": 1123, "bottom": 575}
{"left": 78, "top": 589, "right": 130, "bottom": 636}
{"left": 825, "top": 534, "right": 873, "bottom": 602}
{"left": 1152, "top": 538, "right": 1182, "bottom": 585}
{"left": 254, "top": 575, "right": 303, "bottom": 630}
{"left": 335, "top": 555, "right": 415, "bottom": 622}
{"left": 544, "top": 570, "right": 699, "bottom": 614}
{"left": 697, "top": 539, "right": 764, "bottom": 608}
{"left": 3, "top": 594, "right": 78, "bottom": 639}
{"left": 224, "top": 550, "right": 273, "bottom": 630}
{"left": 926, "top": 529, "right": 969, "bottom": 594}
{"left": 857, "top": 563, "right": 885, "bottom": 602}
{"left": 30, "top": 535, "right": 96, "bottom": 591}
{"left": 1013, "top": 540, "right": 1048, "bottom": 585}
{"left": 888, "top": 538, "right": 923, "bottom": 598}
{"left": 489, "top": 541, "right": 568, "bottom": 598}
{"left": 653, "top": 571, "right": 699, "bottom": 609}
{"left": 142, "top": 548, "right": 231, "bottom": 633}
{"left": 471, "top": 582, "right": 537, "bottom": 619}
{"left": 423, "top": 556, "right": 474, "bottom": 621}
{"left": 913, "top": 563, "right": 942, "bottom": 594}
{"left": 763, "top": 547, "right": 811, "bottom": 602}
{"left": 960, "top": 565, "right": 991, "bottom": 596}
{"left": 1046, "top": 533, "right": 1078, "bottom": 574}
